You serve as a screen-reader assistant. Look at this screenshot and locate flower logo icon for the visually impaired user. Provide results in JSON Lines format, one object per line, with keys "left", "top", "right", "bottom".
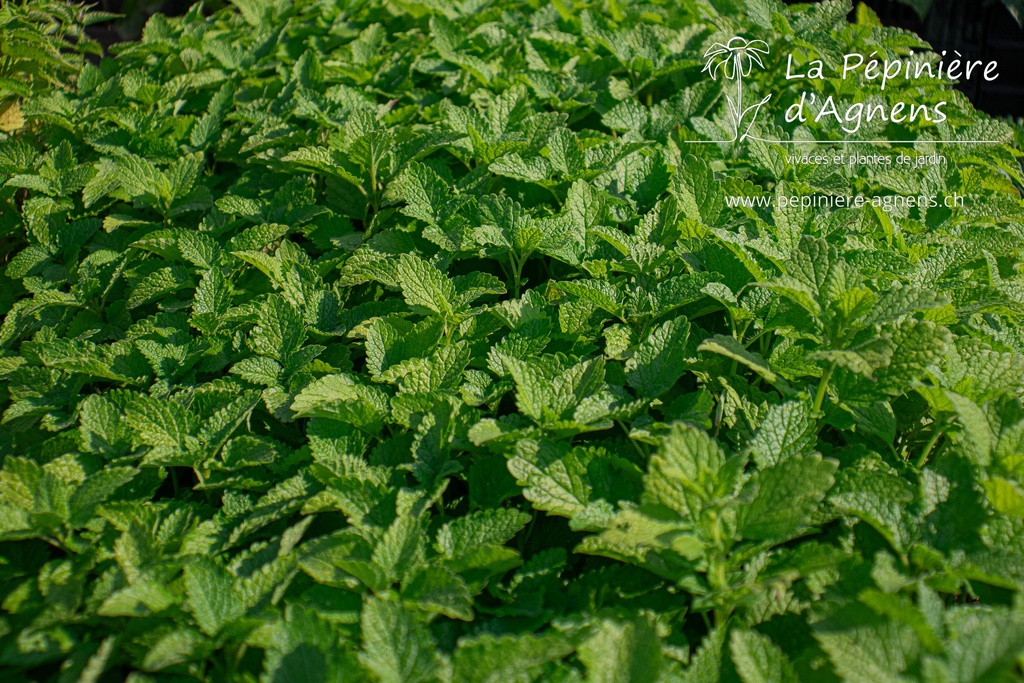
{"left": 702, "top": 37, "right": 770, "bottom": 79}
{"left": 702, "top": 37, "right": 773, "bottom": 142}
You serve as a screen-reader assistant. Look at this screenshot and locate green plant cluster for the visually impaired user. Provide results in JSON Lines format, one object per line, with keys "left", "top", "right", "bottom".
{"left": 2, "top": 0, "right": 1024, "bottom": 680}
{"left": 0, "top": 0, "right": 113, "bottom": 132}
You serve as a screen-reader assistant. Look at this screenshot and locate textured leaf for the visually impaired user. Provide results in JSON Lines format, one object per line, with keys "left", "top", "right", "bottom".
{"left": 814, "top": 605, "right": 920, "bottom": 683}
{"left": 436, "top": 509, "right": 531, "bottom": 558}
{"left": 452, "top": 633, "right": 572, "bottom": 683}
{"left": 625, "top": 316, "right": 691, "bottom": 398}
{"left": 671, "top": 155, "right": 722, "bottom": 225}
{"left": 830, "top": 469, "right": 914, "bottom": 553}
{"left": 644, "top": 423, "right": 727, "bottom": 519}
{"left": 729, "top": 629, "right": 798, "bottom": 683}
{"left": 402, "top": 566, "right": 474, "bottom": 620}
{"left": 578, "top": 616, "right": 661, "bottom": 683}
{"left": 698, "top": 334, "right": 779, "bottom": 384}
{"left": 747, "top": 401, "right": 816, "bottom": 468}
{"left": 125, "top": 396, "right": 199, "bottom": 454}
{"left": 291, "top": 374, "right": 389, "bottom": 432}
{"left": 184, "top": 558, "right": 245, "bottom": 636}
{"left": 397, "top": 254, "right": 456, "bottom": 316}
{"left": 250, "top": 295, "right": 306, "bottom": 362}
{"left": 876, "top": 320, "right": 950, "bottom": 395}
{"left": 3, "top": 1, "right": 1023, "bottom": 679}
{"left": 359, "top": 597, "right": 440, "bottom": 683}
{"left": 738, "top": 454, "right": 838, "bottom": 542}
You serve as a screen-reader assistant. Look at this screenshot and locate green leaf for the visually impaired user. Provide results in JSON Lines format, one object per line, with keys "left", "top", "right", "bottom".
{"left": 452, "top": 633, "right": 573, "bottom": 683}
{"left": 946, "top": 391, "right": 995, "bottom": 466}
{"left": 388, "top": 161, "right": 453, "bottom": 226}
{"left": 477, "top": 194, "right": 542, "bottom": 257}
{"left": 644, "top": 423, "right": 727, "bottom": 519}
{"left": 671, "top": 155, "right": 722, "bottom": 226}
{"left": 746, "top": 401, "right": 816, "bottom": 468}
{"left": 78, "top": 395, "right": 133, "bottom": 457}
{"left": 397, "top": 254, "right": 456, "bottom": 317}
{"left": 359, "top": 596, "right": 441, "bottom": 683}
{"left": 184, "top": 558, "right": 245, "bottom": 636}
{"left": 116, "top": 153, "right": 172, "bottom": 204}
{"left": 830, "top": 469, "right": 914, "bottom": 554}
{"left": 508, "top": 444, "right": 618, "bottom": 528}
{"left": 69, "top": 467, "right": 137, "bottom": 527}
{"left": 250, "top": 295, "right": 306, "bottom": 363}
{"left": 578, "top": 616, "right": 661, "bottom": 683}
{"left": 402, "top": 566, "right": 474, "bottom": 621}
{"left": 626, "top": 316, "right": 691, "bottom": 398}
{"left": 941, "top": 607, "right": 1024, "bottom": 682}
{"left": 557, "top": 279, "right": 624, "bottom": 320}
{"left": 729, "top": 629, "right": 798, "bottom": 683}
{"left": 547, "top": 128, "right": 586, "bottom": 178}
{"left": 698, "top": 334, "right": 780, "bottom": 385}
{"left": 127, "top": 266, "right": 192, "bottom": 309}
{"left": 738, "top": 454, "right": 837, "bottom": 542}
{"left": 372, "top": 503, "right": 427, "bottom": 585}
{"left": 862, "top": 283, "right": 948, "bottom": 326}
{"left": 178, "top": 232, "right": 222, "bottom": 269}
{"left": 814, "top": 605, "right": 920, "bottom": 683}
{"left": 291, "top": 374, "right": 390, "bottom": 433}
{"left": 0, "top": 456, "right": 68, "bottom": 523}
{"left": 436, "top": 509, "right": 531, "bottom": 558}
{"left": 785, "top": 236, "right": 842, "bottom": 308}
{"left": 875, "top": 320, "right": 950, "bottom": 395}
{"left": 125, "top": 396, "right": 200, "bottom": 455}
{"left": 191, "top": 268, "right": 231, "bottom": 333}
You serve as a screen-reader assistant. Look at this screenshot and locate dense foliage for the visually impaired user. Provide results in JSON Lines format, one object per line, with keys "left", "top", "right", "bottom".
{"left": 2, "top": 0, "right": 1024, "bottom": 680}
{"left": 0, "top": 0, "right": 112, "bottom": 134}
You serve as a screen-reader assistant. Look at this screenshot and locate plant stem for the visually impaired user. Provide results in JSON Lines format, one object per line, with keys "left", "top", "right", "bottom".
{"left": 713, "top": 388, "right": 727, "bottom": 438}
{"left": 619, "top": 420, "right": 648, "bottom": 460}
{"left": 369, "top": 160, "right": 379, "bottom": 216}
{"left": 510, "top": 254, "right": 522, "bottom": 298}
{"left": 812, "top": 363, "right": 836, "bottom": 414}
{"left": 734, "top": 55, "right": 744, "bottom": 140}
{"left": 916, "top": 417, "right": 953, "bottom": 469}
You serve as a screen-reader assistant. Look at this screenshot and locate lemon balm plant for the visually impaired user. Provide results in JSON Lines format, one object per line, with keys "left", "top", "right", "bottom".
{"left": 0, "top": 0, "right": 111, "bottom": 132}
{"left": 1, "top": 0, "right": 1024, "bottom": 681}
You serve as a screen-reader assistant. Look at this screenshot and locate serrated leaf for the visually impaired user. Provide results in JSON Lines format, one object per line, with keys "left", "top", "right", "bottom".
{"left": 359, "top": 597, "right": 441, "bottom": 683}
{"left": 729, "top": 629, "right": 798, "bottom": 683}
{"left": 403, "top": 566, "right": 474, "bottom": 620}
{"left": 830, "top": 469, "right": 914, "bottom": 553}
{"left": 626, "top": 316, "right": 691, "bottom": 398}
{"left": 578, "top": 616, "right": 661, "bottom": 683}
{"left": 747, "top": 401, "right": 816, "bottom": 468}
{"left": 698, "top": 334, "right": 779, "bottom": 384}
{"left": 452, "top": 633, "right": 573, "bottom": 683}
{"left": 184, "top": 558, "right": 245, "bottom": 636}
{"left": 436, "top": 508, "right": 531, "bottom": 558}
{"left": 397, "top": 254, "right": 456, "bottom": 316}
{"left": 738, "top": 454, "right": 837, "bottom": 542}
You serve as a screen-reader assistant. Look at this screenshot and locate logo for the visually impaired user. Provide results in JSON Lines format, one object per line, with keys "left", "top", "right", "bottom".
{"left": 695, "top": 36, "right": 1006, "bottom": 146}
{"left": 702, "top": 37, "right": 772, "bottom": 142}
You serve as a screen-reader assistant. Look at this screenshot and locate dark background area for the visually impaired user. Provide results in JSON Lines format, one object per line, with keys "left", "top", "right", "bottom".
{"left": 784, "top": 0, "right": 1024, "bottom": 117}
{"left": 86, "top": 0, "right": 1024, "bottom": 117}
{"left": 858, "top": 0, "right": 1024, "bottom": 117}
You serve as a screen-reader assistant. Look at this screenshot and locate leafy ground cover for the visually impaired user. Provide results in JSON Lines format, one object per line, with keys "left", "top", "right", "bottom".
{"left": 2, "top": 0, "right": 1024, "bottom": 680}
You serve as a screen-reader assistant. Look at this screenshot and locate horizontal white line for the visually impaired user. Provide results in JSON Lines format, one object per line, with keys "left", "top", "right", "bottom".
{"left": 685, "top": 137, "right": 1008, "bottom": 144}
